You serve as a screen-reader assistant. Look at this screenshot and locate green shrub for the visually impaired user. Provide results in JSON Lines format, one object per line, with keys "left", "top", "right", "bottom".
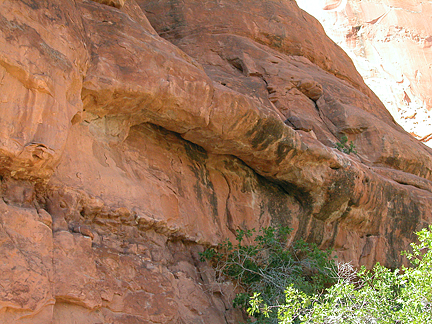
{"left": 200, "top": 226, "right": 337, "bottom": 323}
{"left": 202, "top": 225, "right": 432, "bottom": 323}
{"left": 336, "top": 135, "right": 357, "bottom": 154}
{"left": 255, "top": 225, "right": 432, "bottom": 323}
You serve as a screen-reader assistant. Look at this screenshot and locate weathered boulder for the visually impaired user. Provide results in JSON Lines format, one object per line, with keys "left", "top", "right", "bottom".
{"left": 0, "top": 0, "right": 431, "bottom": 323}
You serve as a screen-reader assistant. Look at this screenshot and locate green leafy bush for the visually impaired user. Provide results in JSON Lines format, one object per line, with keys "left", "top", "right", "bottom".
{"left": 202, "top": 225, "right": 432, "bottom": 323}
{"left": 255, "top": 225, "right": 432, "bottom": 323}
{"left": 335, "top": 135, "right": 357, "bottom": 154}
{"left": 200, "top": 226, "right": 337, "bottom": 323}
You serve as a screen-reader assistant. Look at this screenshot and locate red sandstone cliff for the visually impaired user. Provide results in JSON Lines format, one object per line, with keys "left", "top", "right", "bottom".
{"left": 0, "top": 0, "right": 431, "bottom": 322}
{"left": 298, "top": 0, "right": 432, "bottom": 146}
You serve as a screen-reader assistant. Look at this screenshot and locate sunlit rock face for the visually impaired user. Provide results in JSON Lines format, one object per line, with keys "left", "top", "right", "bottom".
{"left": 297, "top": 0, "right": 432, "bottom": 147}
{"left": 0, "top": 0, "right": 432, "bottom": 323}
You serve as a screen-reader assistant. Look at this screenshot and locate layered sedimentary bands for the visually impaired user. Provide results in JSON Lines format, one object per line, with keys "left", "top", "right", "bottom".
{"left": 0, "top": 0, "right": 431, "bottom": 323}
{"left": 298, "top": 0, "right": 432, "bottom": 146}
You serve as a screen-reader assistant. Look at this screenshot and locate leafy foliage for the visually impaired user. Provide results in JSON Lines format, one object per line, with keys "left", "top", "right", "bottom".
{"left": 335, "top": 135, "right": 357, "bottom": 154}
{"left": 258, "top": 225, "right": 432, "bottom": 323}
{"left": 202, "top": 225, "right": 432, "bottom": 323}
{"left": 200, "top": 226, "right": 336, "bottom": 323}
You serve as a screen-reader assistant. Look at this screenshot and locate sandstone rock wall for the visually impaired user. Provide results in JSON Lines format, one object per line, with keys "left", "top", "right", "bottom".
{"left": 0, "top": 0, "right": 431, "bottom": 322}
{"left": 297, "top": 0, "right": 432, "bottom": 146}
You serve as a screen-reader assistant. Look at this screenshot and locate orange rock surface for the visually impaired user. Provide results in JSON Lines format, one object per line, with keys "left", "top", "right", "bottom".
{"left": 0, "top": 0, "right": 431, "bottom": 322}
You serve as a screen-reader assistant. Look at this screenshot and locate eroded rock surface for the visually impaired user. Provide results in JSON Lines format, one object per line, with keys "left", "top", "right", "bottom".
{"left": 0, "top": 0, "right": 431, "bottom": 322}
{"left": 297, "top": 0, "right": 432, "bottom": 147}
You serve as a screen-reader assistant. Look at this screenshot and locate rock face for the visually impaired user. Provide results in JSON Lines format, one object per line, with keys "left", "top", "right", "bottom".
{"left": 297, "top": 0, "right": 432, "bottom": 147}
{"left": 0, "top": 0, "right": 431, "bottom": 323}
